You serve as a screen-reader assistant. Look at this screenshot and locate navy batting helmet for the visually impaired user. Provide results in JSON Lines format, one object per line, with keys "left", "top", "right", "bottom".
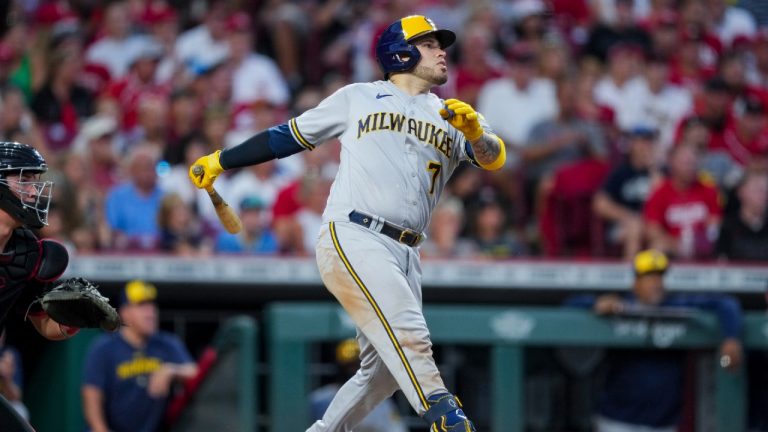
{"left": 0, "top": 142, "right": 53, "bottom": 228}
{"left": 375, "top": 15, "right": 456, "bottom": 78}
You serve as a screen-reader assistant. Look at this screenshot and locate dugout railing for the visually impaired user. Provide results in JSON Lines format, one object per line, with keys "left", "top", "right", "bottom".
{"left": 267, "top": 302, "right": 768, "bottom": 432}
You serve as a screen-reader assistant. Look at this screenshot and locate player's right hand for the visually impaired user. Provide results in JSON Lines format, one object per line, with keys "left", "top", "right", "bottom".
{"left": 189, "top": 150, "right": 223, "bottom": 189}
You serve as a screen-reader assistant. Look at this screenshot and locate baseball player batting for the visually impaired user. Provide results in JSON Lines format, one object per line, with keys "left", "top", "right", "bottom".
{"left": 189, "top": 15, "right": 506, "bottom": 431}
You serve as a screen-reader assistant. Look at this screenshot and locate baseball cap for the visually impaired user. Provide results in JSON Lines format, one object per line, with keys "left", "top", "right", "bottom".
{"left": 335, "top": 338, "right": 360, "bottom": 364}
{"left": 633, "top": 249, "right": 669, "bottom": 276}
{"left": 625, "top": 125, "right": 659, "bottom": 140}
{"left": 120, "top": 280, "right": 157, "bottom": 307}
{"left": 141, "top": 3, "right": 177, "bottom": 26}
{"left": 226, "top": 12, "right": 252, "bottom": 33}
{"left": 239, "top": 195, "right": 265, "bottom": 211}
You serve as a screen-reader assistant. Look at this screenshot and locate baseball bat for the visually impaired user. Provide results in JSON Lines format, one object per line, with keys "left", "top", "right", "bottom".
{"left": 191, "top": 165, "right": 242, "bottom": 234}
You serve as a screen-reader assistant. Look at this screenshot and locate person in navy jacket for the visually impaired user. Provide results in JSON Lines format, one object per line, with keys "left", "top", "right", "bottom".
{"left": 566, "top": 249, "right": 743, "bottom": 432}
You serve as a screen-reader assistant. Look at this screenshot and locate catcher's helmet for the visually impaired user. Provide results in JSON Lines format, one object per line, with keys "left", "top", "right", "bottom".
{"left": 375, "top": 15, "right": 456, "bottom": 78}
{"left": 0, "top": 142, "right": 53, "bottom": 228}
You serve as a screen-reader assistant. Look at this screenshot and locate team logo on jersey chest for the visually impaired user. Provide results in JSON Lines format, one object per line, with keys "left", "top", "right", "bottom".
{"left": 357, "top": 112, "right": 453, "bottom": 158}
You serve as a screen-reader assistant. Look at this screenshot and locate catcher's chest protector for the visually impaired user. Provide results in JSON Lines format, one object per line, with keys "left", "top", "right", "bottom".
{"left": 0, "top": 229, "right": 42, "bottom": 320}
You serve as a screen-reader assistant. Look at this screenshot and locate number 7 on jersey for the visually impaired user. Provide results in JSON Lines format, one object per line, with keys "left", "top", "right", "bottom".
{"left": 427, "top": 161, "right": 441, "bottom": 195}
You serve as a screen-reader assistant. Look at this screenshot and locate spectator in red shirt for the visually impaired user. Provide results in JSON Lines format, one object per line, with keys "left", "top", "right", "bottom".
{"left": 643, "top": 143, "right": 722, "bottom": 259}
{"left": 102, "top": 39, "right": 170, "bottom": 134}
{"left": 674, "top": 76, "right": 733, "bottom": 152}
{"left": 721, "top": 95, "right": 768, "bottom": 167}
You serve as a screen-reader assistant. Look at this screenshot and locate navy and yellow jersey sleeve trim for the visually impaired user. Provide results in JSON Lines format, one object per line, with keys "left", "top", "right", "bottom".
{"left": 463, "top": 134, "right": 506, "bottom": 171}
{"left": 269, "top": 124, "right": 308, "bottom": 158}
{"left": 289, "top": 118, "right": 315, "bottom": 151}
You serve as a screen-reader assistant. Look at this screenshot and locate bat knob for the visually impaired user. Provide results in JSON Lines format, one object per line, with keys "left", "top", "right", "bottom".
{"left": 192, "top": 165, "right": 204, "bottom": 176}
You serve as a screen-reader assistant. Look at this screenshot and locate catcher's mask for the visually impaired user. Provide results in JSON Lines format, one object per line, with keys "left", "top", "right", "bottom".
{"left": 375, "top": 15, "right": 456, "bottom": 78}
{"left": 0, "top": 142, "right": 52, "bottom": 228}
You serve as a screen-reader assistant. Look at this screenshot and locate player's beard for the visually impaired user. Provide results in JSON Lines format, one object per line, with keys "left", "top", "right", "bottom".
{"left": 413, "top": 63, "right": 448, "bottom": 86}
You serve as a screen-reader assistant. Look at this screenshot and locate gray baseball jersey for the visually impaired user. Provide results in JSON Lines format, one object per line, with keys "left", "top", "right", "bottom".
{"left": 290, "top": 80, "right": 491, "bottom": 233}
{"left": 294, "top": 80, "right": 493, "bottom": 431}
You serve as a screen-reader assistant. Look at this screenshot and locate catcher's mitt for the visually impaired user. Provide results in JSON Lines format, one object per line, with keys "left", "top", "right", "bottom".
{"left": 40, "top": 277, "right": 121, "bottom": 332}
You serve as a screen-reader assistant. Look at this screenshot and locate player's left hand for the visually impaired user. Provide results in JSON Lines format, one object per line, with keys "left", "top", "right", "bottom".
{"left": 440, "top": 98, "right": 484, "bottom": 141}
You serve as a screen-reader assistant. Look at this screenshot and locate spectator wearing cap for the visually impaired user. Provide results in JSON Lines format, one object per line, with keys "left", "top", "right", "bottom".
{"left": 673, "top": 77, "right": 733, "bottom": 152}
{"left": 565, "top": 249, "right": 743, "bottom": 432}
{"left": 593, "top": 127, "right": 661, "bottom": 259}
{"left": 644, "top": 10, "right": 680, "bottom": 61}
{"left": 308, "top": 338, "right": 407, "bottom": 432}
{"left": 82, "top": 280, "right": 198, "bottom": 432}
{"left": 85, "top": 1, "right": 158, "bottom": 80}
{"left": 226, "top": 11, "right": 290, "bottom": 130}
{"left": 643, "top": 143, "right": 722, "bottom": 260}
{"left": 477, "top": 42, "right": 557, "bottom": 159}
{"left": 719, "top": 49, "right": 768, "bottom": 109}
{"left": 708, "top": 0, "right": 757, "bottom": 48}
{"left": 584, "top": 0, "right": 652, "bottom": 64}
{"left": 214, "top": 195, "right": 278, "bottom": 254}
{"left": 508, "top": 0, "right": 553, "bottom": 54}
{"left": 716, "top": 169, "right": 768, "bottom": 261}
{"left": 593, "top": 42, "right": 648, "bottom": 132}
{"left": 103, "top": 38, "right": 171, "bottom": 134}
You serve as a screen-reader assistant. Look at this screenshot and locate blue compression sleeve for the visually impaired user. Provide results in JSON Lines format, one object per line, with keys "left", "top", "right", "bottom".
{"left": 219, "top": 124, "right": 306, "bottom": 170}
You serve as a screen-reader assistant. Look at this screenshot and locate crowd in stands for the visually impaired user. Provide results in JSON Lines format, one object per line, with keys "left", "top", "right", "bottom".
{"left": 1, "top": 0, "right": 767, "bottom": 263}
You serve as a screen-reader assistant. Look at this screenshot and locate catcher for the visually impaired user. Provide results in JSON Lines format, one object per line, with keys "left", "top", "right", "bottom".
{"left": 0, "top": 141, "right": 119, "bottom": 431}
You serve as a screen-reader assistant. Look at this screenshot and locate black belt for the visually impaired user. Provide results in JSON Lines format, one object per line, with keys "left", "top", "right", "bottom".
{"left": 348, "top": 211, "right": 423, "bottom": 247}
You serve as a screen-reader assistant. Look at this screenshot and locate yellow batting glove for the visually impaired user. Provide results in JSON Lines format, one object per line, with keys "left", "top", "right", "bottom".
{"left": 439, "top": 98, "right": 484, "bottom": 142}
{"left": 189, "top": 150, "right": 224, "bottom": 190}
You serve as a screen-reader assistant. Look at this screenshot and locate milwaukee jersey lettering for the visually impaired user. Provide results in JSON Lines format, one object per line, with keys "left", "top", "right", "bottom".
{"left": 289, "top": 80, "right": 492, "bottom": 233}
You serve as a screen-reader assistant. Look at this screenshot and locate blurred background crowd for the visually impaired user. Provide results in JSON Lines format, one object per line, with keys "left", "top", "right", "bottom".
{"left": 1, "top": 0, "right": 767, "bottom": 263}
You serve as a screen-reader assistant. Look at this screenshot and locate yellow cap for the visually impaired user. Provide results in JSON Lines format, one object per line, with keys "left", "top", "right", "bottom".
{"left": 122, "top": 279, "right": 157, "bottom": 306}
{"left": 335, "top": 338, "right": 360, "bottom": 364}
{"left": 633, "top": 249, "right": 669, "bottom": 276}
